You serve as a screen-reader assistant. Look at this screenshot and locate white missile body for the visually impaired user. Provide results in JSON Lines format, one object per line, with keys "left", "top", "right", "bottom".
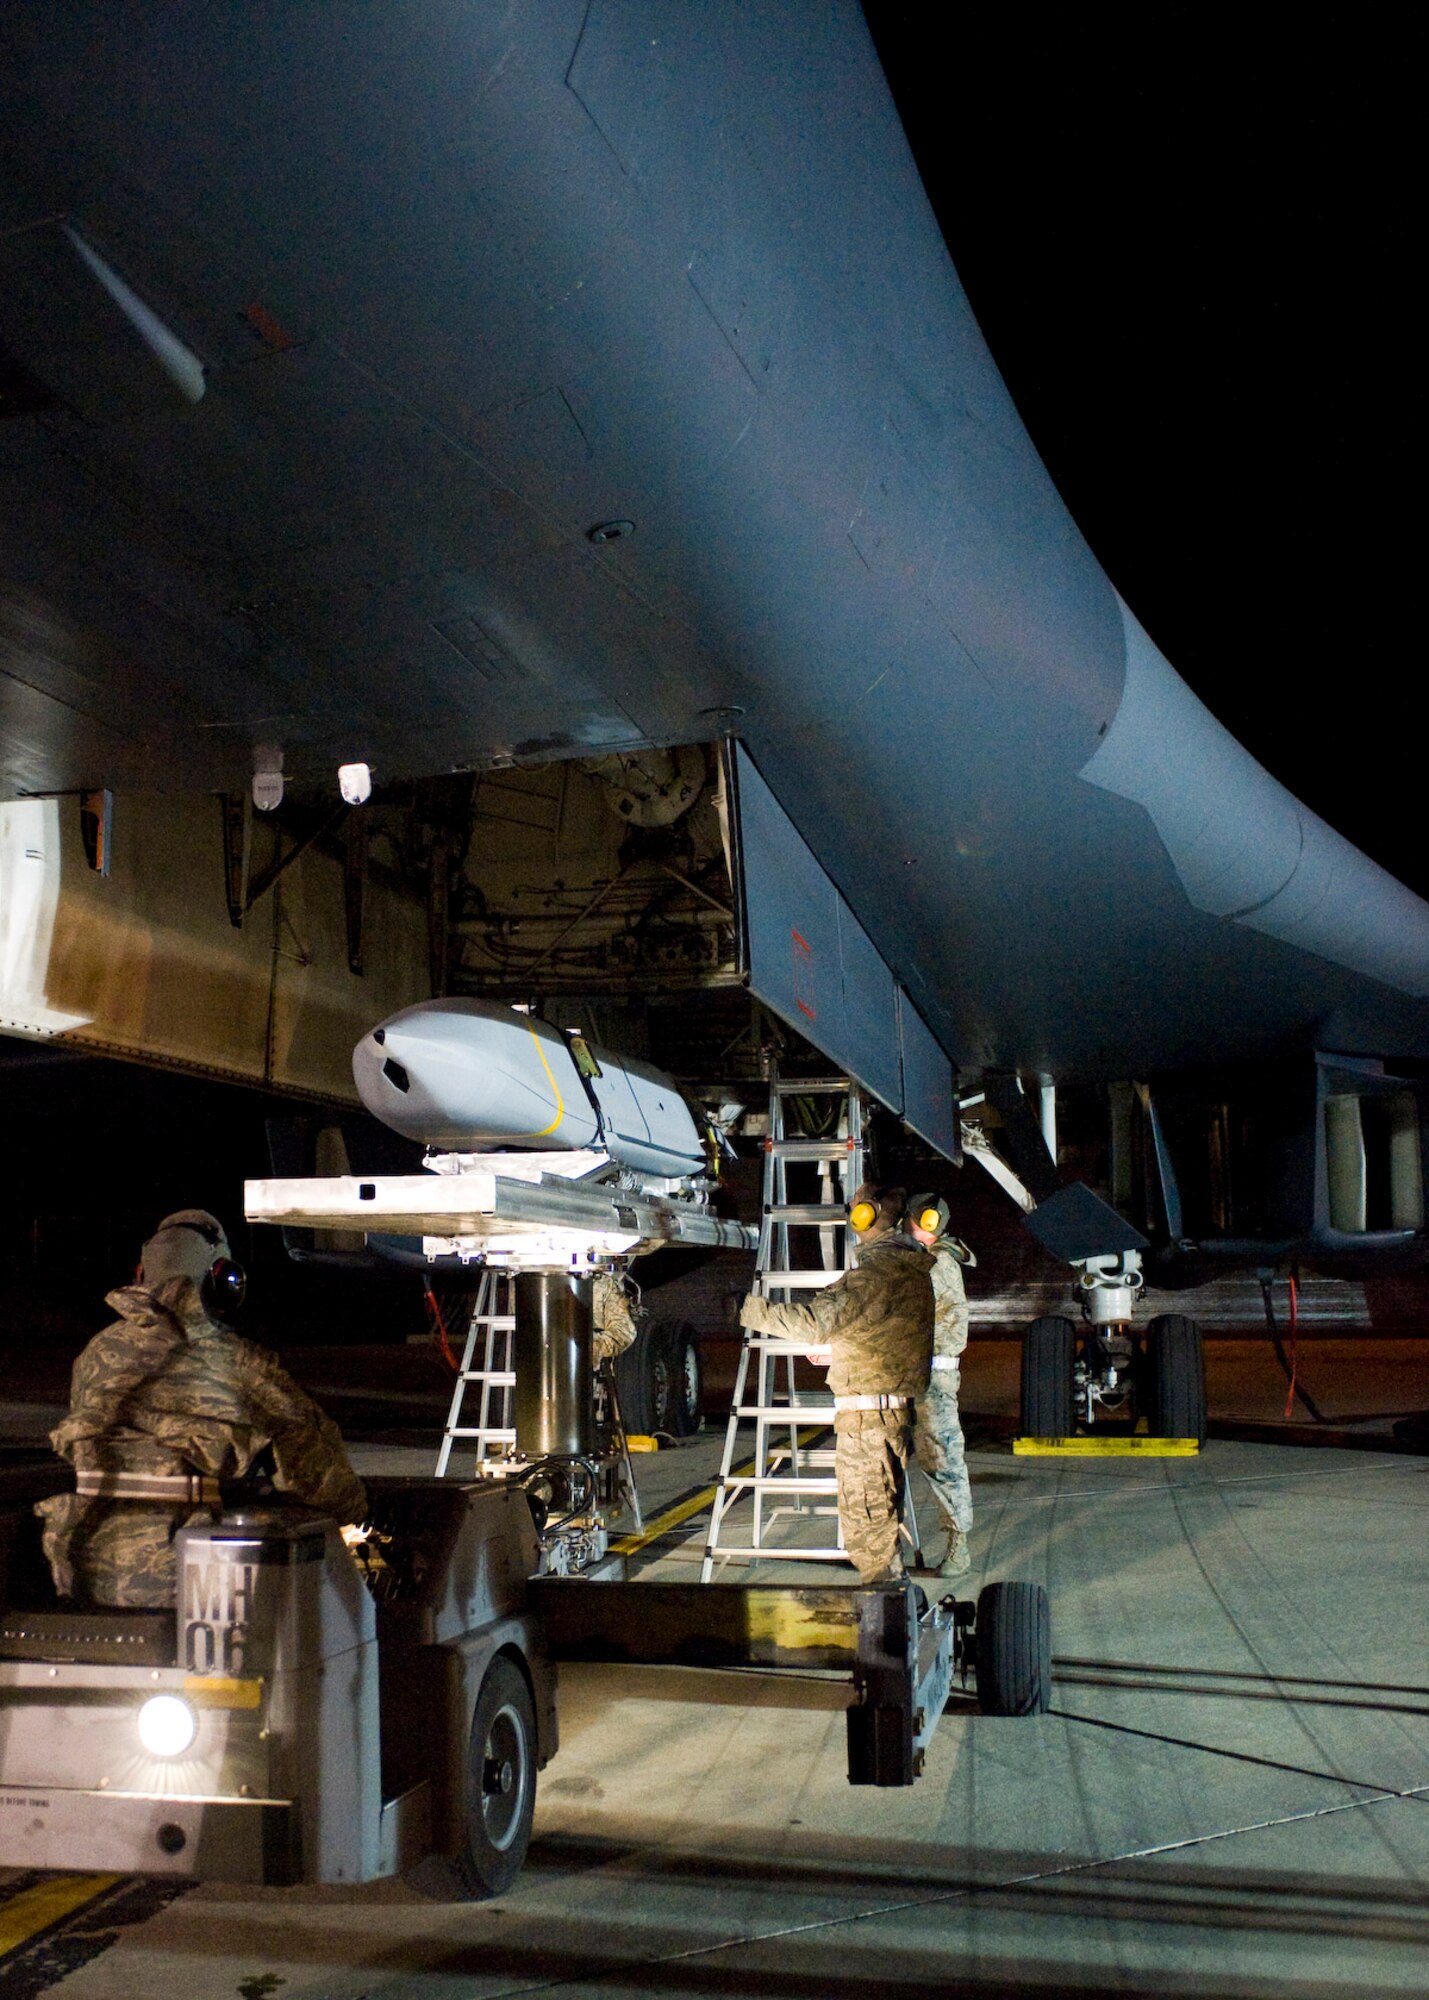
{"left": 353, "top": 998, "right": 706, "bottom": 1180}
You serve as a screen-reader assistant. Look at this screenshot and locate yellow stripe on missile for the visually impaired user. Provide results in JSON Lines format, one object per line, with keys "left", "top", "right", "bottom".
{"left": 523, "top": 1018, "right": 567, "bottom": 1138}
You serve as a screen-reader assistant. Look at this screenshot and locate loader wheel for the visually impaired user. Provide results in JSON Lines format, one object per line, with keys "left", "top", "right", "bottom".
{"left": 1019, "top": 1315, "right": 1076, "bottom": 1436}
{"left": 1145, "top": 1314, "right": 1207, "bottom": 1443}
{"left": 615, "top": 1323, "right": 679, "bottom": 1435}
{"left": 974, "top": 1581, "right": 1052, "bottom": 1716}
{"left": 459, "top": 1656, "right": 537, "bottom": 1896}
{"left": 660, "top": 1320, "right": 703, "bottom": 1435}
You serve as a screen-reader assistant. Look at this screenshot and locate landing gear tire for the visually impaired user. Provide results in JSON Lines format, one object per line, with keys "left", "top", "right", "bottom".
{"left": 659, "top": 1319, "right": 703, "bottom": 1435}
{"left": 974, "top": 1581, "right": 1052, "bottom": 1716}
{"left": 458, "top": 1656, "right": 537, "bottom": 1897}
{"left": 1019, "top": 1315, "right": 1076, "bottom": 1436}
{"left": 613, "top": 1324, "right": 673, "bottom": 1435}
{"left": 1145, "top": 1313, "right": 1207, "bottom": 1443}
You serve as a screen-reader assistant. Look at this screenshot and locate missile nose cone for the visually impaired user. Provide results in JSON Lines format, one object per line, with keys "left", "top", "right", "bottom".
{"left": 352, "top": 998, "right": 602, "bottom": 1152}
{"left": 353, "top": 1021, "right": 424, "bottom": 1131}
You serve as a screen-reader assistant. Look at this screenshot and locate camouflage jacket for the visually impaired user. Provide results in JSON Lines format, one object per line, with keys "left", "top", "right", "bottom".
{"left": 742, "top": 1232, "right": 934, "bottom": 1397}
{"left": 38, "top": 1278, "right": 366, "bottom": 1600}
{"left": 593, "top": 1272, "right": 637, "bottom": 1363}
{"left": 929, "top": 1243, "right": 970, "bottom": 1362}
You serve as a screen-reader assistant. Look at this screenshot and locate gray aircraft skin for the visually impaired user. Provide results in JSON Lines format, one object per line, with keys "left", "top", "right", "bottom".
{"left": 2, "top": 2, "right": 1426, "bottom": 1082}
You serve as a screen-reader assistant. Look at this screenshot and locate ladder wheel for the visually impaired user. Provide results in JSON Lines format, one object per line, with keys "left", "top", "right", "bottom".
{"left": 974, "top": 1581, "right": 1052, "bottom": 1716}
{"left": 1019, "top": 1316, "right": 1076, "bottom": 1436}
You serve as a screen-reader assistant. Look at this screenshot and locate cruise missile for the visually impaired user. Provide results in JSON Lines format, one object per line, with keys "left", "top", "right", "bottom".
{"left": 353, "top": 998, "right": 707, "bottom": 1181}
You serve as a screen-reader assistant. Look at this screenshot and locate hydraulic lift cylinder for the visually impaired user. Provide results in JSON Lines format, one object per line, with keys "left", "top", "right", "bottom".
{"left": 513, "top": 1271, "right": 595, "bottom": 1457}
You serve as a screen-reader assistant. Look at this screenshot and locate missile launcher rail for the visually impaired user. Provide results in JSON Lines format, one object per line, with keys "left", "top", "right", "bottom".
{"left": 245, "top": 1153, "right": 756, "bottom": 1266}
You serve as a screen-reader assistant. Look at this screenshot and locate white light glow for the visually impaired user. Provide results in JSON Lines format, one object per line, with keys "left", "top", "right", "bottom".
{"left": 137, "top": 1694, "right": 197, "bottom": 1758}
{"left": 338, "top": 762, "right": 372, "bottom": 805}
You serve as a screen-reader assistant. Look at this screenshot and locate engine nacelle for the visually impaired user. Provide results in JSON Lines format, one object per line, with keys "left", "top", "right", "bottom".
{"left": 353, "top": 998, "right": 705, "bottom": 1181}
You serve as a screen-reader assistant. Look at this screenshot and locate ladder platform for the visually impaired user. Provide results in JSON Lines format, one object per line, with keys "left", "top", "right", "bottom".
{"left": 764, "top": 1203, "right": 851, "bottom": 1223}
{"left": 770, "top": 1078, "right": 858, "bottom": 1095}
{"left": 762, "top": 1139, "right": 858, "bottom": 1160}
{"left": 757, "top": 1270, "right": 844, "bottom": 1290}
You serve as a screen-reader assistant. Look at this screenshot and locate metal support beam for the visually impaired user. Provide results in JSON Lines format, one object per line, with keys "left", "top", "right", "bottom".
{"left": 344, "top": 808, "right": 366, "bottom": 976}
{"left": 219, "top": 792, "right": 250, "bottom": 930}
{"left": 78, "top": 788, "right": 112, "bottom": 876}
{"left": 245, "top": 804, "right": 347, "bottom": 913}
{"left": 426, "top": 838, "right": 448, "bottom": 998}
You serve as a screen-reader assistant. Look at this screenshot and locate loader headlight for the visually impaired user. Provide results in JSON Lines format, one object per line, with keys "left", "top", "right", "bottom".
{"left": 137, "top": 1694, "right": 197, "bottom": 1758}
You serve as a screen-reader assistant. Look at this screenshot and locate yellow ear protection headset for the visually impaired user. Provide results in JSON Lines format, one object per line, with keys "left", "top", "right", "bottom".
{"left": 849, "top": 1198, "right": 878, "bottom": 1232}
{"left": 908, "top": 1192, "right": 950, "bottom": 1236}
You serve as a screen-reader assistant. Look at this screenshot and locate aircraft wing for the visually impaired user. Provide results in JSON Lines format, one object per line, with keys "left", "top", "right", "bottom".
{"left": 2, "top": 2, "right": 1426, "bottom": 1079}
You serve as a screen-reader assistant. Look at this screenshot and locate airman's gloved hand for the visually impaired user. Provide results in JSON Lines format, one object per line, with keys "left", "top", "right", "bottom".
{"left": 738, "top": 1294, "right": 770, "bottom": 1331}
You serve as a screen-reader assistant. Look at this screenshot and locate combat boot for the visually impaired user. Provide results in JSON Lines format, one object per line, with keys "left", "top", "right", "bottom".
{"left": 937, "top": 1526, "right": 971, "bottom": 1578}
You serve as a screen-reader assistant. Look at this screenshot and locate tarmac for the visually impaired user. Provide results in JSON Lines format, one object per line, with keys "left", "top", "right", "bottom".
{"left": 1, "top": 1338, "right": 1426, "bottom": 1999}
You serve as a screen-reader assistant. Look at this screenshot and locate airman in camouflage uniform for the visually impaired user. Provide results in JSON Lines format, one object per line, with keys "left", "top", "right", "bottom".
{"left": 740, "top": 1186, "right": 933, "bottom": 1584}
{"left": 592, "top": 1272, "right": 638, "bottom": 1363}
{"left": 37, "top": 1210, "right": 367, "bottom": 1609}
{"left": 905, "top": 1192, "right": 975, "bottom": 1576}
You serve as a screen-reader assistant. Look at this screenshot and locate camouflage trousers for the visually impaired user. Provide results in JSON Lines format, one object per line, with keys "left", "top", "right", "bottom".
{"left": 37, "top": 1494, "right": 202, "bottom": 1609}
{"left": 912, "top": 1379, "right": 973, "bottom": 1537}
{"left": 834, "top": 1408, "right": 911, "bottom": 1585}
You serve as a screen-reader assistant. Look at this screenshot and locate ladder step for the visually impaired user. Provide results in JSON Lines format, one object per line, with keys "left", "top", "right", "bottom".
{"left": 764, "top": 1204, "right": 851, "bottom": 1223}
{"left": 459, "top": 1371, "right": 514, "bottom": 1385}
{"left": 764, "top": 1139, "right": 857, "bottom": 1159}
{"left": 447, "top": 1427, "right": 516, "bottom": 1440}
{"left": 704, "top": 1546, "right": 850, "bottom": 1562}
{"left": 717, "top": 1476, "right": 838, "bottom": 1491}
{"left": 733, "top": 1406, "right": 835, "bottom": 1421}
{"left": 757, "top": 1270, "right": 845, "bottom": 1289}
{"left": 771, "top": 1077, "right": 856, "bottom": 1095}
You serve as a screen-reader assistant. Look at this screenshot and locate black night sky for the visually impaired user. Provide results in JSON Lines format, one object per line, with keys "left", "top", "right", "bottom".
{"left": 863, "top": 9, "right": 1422, "bottom": 896}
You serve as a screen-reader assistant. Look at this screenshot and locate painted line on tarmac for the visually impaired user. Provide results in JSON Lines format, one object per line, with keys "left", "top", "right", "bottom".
{"left": 989, "top": 1456, "right": 1426, "bottom": 1505}
{"left": 0, "top": 1874, "right": 119, "bottom": 1960}
{"left": 609, "top": 1427, "right": 832, "bottom": 1557}
{"left": 0, "top": 1873, "right": 185, "bottom": 1996}
{"left": 481, "top": 1778, "right": 1429, "bottom": 1997}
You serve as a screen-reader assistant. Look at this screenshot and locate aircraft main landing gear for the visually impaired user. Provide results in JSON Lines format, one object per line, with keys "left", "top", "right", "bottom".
{"left": 1017, "top": 1291, "right": 1206, "bottom": 1442}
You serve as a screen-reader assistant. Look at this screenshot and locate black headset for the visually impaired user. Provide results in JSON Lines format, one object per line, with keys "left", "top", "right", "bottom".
{"left": 169, "top": 1218, "right": 248, "bottom": 1319}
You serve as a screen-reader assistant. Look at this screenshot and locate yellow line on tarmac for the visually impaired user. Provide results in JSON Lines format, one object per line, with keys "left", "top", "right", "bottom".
{"left": 1013, "top": 1436, "right": 1200, "bottom": 1456}
{"left": 610, "top": 1427, "right": 831, "bottom": 1556}
{"left": 0, "top": 1873, "right": 120, "bottom": 1959}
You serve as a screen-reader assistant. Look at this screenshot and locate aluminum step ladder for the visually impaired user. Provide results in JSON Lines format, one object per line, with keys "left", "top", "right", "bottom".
{"left": 433, "top": 1271, "right": 644, "bottom": 1530}
{"left": 435, "top": 1268, "right": 517, "bottom": 1472}
{"left": 702, "top": 1074, "right": 919, "bottom": 1577}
